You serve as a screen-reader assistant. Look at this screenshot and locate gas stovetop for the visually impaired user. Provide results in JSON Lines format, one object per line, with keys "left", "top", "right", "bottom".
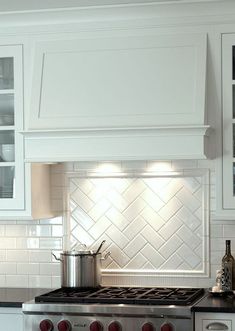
{"left": 35, "top": 286, "right": 204, "bottom": 306}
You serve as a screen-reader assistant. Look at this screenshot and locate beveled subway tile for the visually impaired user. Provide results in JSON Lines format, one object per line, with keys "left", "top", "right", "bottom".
{"left": 123, "top": 216, "right": 146, "bottom": 241}
{"left": 52, "top": 225, "right": 63, "bottom": 237}
{"left": 123, "top": 235, "right": 146, "bottom": 259}
{"left": 16, "top": 238, "right": 40, "bottom": 249}
{"left": 0, "top": 276, "right": 6, "bottom": 287}
{"left": 105, "top": 225, "right": 128, "bottom": 250}
{"left": 0, "top": 238, "right": 16, "bottom": 249}
{"left": 224, "top": 225, "right": 235, "bottom": 237}
{"left": 40, "top": 238, "right": 62, "bottom": 250}
{"left": 6, "top": 275, "right": 28, "bottom": 287}
{"left": 0, "top": 263, "right": 17, "bottom": 275}
{"left": 158, "top": 197, "right": 183, "bottom": 221}
{"left": 5, "top": 225, "right": 27, "bottom": 237}
{"left": 52, "top": 276, "right": 61, "bottom": 288}
{"left": 67, "top": 171, "right": 209, "bottom": 278}
{"left": 40, "top": 216, "right": 63, "bottom": 225}
{"left": 89, "top": 216, "right": 111, "bottom": 240}
{"left": 0, "top": 250, "right": 6, "bottom": 261}
{"left": 40, "top": 263, "right": 60, "bottom": 276}
{"left": 141, "top": 226, "right": 164, "bottom": 250}
{"left": 71, "top": 187, "right": 94, "bottom": 212}
{"left": 29, "top": 251, "right": 52, "bottom": 263}
{"left": 27, "top": 225, "right": 52, "bottom": 237}
{"left": 28, "top": 275, "right": 51, "bottom": 288}
{"left": 0, "top": 225, "right": 5, "bottom": 236}
{"left": 124, "top": 253, "right": 147, "bottom": 269}
{"left": 72, "top": 207, "right": 94, "bottom": 230}
{"left": 17, "top": 263, "right": 39, "bottom": 275}
{"left": 89, "top": 199, "right": 110, "bottom": 221}
{"left": 6, "top": 250, "right": 29, "bottom": 262}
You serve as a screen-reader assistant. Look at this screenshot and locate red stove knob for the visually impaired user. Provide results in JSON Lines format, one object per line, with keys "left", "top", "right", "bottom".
{"left": 39, "top": 319, "right": 54, "bottom": 331}
{"left": 108, "top": 321, "right": 122, "bottom": 331}
{"left": 142, "top": 322, "right": 155, "bottom": 331}
{"left": 57, "top": 320, "right": 72, "bottom": 331}
{"left": 161, "top": 323, "right": 173, "bottom": 331}
{"left": 90, "top": 321, "right": 103, "bottom": 331}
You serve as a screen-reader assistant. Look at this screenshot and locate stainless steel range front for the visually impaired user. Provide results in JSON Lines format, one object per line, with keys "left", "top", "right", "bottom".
{"left": 22, "top": 287, "right": 204, "bottom": 331}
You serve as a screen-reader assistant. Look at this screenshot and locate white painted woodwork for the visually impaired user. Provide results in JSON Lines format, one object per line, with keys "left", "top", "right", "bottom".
{"left": 29, "top": 32, "right": 207, "bottom": 130}
{"left": 0, "top": 45, "right": 55, "bottom": 219}
{"left": 0, "top": 308, "right": 23, "bottom": 331}
{"left": 23, "top": 126, "right": 210, "bottom": 162}
{"left": 23, "top": 31, "right": 209, "bottom": 161}
{"left": 221, "top": 34, "right": 235, "bottom": 210}
{"left": 0, "top": 45, "right": 24, "bottom": 210}
{"left": 195, "top": 312, "right": 233, "bottom": 331}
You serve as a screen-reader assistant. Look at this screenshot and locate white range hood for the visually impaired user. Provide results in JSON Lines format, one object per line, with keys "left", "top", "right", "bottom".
{"left": 21, "top": 5, "right": 210, "bottom": 162}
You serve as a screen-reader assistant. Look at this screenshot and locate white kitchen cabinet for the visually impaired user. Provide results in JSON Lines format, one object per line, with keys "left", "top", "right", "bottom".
{"left": 220, "top": 34, "right": 235, "bottom": 210}
{"left": 0, "top": 44, "right": 53, "bottom": 219}
{"left": 0, "top": 307, "right": 23, "bottom": 331}
{"left": 0, "top": 45, "right": 24, "bottom": 210}
{"left": 29, "top": 32, "right": 207, "bottom": 130}
{"left": 195, "top": 312, "right": 233, "bottom": 331}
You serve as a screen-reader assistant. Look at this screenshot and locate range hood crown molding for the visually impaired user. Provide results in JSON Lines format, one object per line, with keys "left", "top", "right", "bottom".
{"left": 22, "top": 125, "right": 211, "bottom": 162}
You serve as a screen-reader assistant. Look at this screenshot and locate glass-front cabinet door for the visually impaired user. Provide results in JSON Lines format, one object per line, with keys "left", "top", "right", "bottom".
{"left": 0, "top": 45, "right": 24, "bottom": 209}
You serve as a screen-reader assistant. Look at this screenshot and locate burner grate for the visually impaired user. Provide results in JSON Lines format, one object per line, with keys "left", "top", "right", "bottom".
{"left": 35, "top": 287, "right": 204, "bottom": 306}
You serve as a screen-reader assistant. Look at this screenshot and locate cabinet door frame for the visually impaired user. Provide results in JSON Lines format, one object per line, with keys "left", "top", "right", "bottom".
{"left": 0, "top": 45, "right": 25, "bottom": 210}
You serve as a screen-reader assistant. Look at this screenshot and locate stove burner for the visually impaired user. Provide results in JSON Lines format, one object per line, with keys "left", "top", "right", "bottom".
{"left": 35, "top": 287, "right": 204, "bottom": 306}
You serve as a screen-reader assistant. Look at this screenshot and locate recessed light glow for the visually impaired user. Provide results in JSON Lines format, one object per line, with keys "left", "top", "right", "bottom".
{"left": 95, "top": 163, "right": 122, "bottom": 175}
{"left": 147, "top": 162, "right": 172, "bottom": 172}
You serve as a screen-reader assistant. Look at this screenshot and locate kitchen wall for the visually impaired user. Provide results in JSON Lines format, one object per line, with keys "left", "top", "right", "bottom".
{"left": 0, "top": 159, "right": 232, "bottom": 288}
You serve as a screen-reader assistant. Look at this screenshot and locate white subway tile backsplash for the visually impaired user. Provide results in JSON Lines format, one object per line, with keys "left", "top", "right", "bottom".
{"left": 141, "top": 244, "right": 165, "bottom": 269}
{"left": 7, "top": 250, "right": 29, "bottom": 262}
{"left": 39, "top": 238, "right": 62, "bottom": 250}
{"left": 0, "top": 238, "right": 16, "bottom": 249}
{"left": 28, "top": 275, "right": 51, "bottom": 288}
{"left": 27, "top": 225, "right": 52, "bottom": 237}
{"left": 88, "top": 216, "right": 111, "bottom": 240}
{"left": 5, "top": 225, "right": 27, "bottom": 237}
{"left": 106, "top": 225, "right": 129, "bottom": 249}
{"left": 123, "top": 235, "right": 146, "bottom": 259}
{"left": 223, "top": 225, "right": 235, "bottom": 237}
{"left": 6, "top": 275, "right": 29, "bottom": 287}
{"left": 123, "top": 216, "right": 146, "bottom": 240}
{"left": 17, "top": 263, "right": 39, "bottom": 275}
{"left": 158, "top": 197, "right": 183, "bottom": 221}
{"left": 0, "top": 276, "right": 6, "bottom": 287}
{"left": 16, "top": 238, "right": 40, "bottom": 249}
{"left": 0, "top": 263, "right": 17, "bottom": 275}
{"left": 40, "top": 263, "right": 60, "bottom": 276}
{"left": 0, "top": 161, "right": 228, "bottom": 288}
{"left": 29, "top": 251, "right": 52, "bottom": 263}
{"left": 52, "top": 225, "right": 63, "bottom": 237}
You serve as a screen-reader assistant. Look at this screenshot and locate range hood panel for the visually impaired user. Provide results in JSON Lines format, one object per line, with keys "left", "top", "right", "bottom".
{"left": 25, "top": 31, "right": 209, "bottom": 161}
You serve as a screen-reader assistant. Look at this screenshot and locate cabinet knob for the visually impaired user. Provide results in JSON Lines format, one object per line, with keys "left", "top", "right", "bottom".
{"left": 206, "top": 322, "right": 228, "bottom": 330}
{"left": 57, "top": 320, "right": 72, "bottom": 331}
{"left": 142, "top": 322, "right": 155, "bottom": 331}
{"left": 108, "top": 321, "right": 122, "bottom": 331}
{"left": 90, "top": 321, "right": 103, "bottom": 331}
{"left": 39, "top": 319, "right": 54, "bottom": 331}
{"left": 161, "top": 323, "right": 173, "bottom": 331}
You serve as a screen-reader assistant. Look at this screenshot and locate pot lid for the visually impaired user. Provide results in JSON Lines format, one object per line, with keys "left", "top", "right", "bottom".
{"left": 62, "top": 249, "right": 94, "bottom": 255}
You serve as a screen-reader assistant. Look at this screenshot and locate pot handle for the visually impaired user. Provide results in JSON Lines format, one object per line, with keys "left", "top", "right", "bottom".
{"left": 52, "top": 253, "right": 63, "bottom": 262}
{"left": 101, "top": 251, "right": 111, "bottom": 260}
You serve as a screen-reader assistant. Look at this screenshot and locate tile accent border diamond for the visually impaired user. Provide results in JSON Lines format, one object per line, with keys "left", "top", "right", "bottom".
{"left": 66, "top": 168, "right": 209, "bottom": 282}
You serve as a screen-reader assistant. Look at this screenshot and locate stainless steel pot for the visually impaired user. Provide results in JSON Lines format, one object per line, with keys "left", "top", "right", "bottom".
{"left": 52, "top": 245, "right": 110, "bottom": 288}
